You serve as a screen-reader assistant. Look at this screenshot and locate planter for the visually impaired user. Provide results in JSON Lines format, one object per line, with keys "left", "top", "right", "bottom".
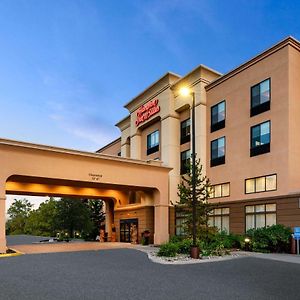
{"left": 190, "top": 246, "right": 200, "bottom": 259}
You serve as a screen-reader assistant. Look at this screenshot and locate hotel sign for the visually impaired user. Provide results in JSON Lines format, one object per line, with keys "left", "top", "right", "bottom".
{"left": 135, "top": 99, "right": 160, "bottom": 126}
{"left": 88, "top": 173, "right": 103, "bottom": 181}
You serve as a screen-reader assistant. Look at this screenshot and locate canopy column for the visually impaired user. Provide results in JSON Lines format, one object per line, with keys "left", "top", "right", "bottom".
{"left": 0, "top": 196, "right": 6, "bottom": 253}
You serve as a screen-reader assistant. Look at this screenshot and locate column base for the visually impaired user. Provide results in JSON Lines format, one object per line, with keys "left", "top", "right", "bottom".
{"left": 0, "top": 237, "right": 6, "bottom": 254}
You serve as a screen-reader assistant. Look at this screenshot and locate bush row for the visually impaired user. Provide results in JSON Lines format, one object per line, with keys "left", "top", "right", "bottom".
{"left": 157, "top": 224, "right": 292, "bottom": 257}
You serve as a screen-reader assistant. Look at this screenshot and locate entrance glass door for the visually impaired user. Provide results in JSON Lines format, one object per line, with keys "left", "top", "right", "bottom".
{"left": 120, "top": 219, "right": 138, "bottom": 243}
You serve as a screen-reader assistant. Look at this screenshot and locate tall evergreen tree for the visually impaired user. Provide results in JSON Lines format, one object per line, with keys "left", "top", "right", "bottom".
{"left": 177, "top": 158, "right": 212, "bottom": 239}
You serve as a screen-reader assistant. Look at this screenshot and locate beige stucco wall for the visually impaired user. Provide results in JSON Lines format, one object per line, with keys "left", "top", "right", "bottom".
{"left": 0, "top": 139, "right": 171, "bottom": 252}
{"left": 288, "top": 45, "right": 300, "bottom": 194}
{"left": 206, "top": 46, "right": 290, "bottom": 203}
{"left": 97, "top": 139, "right": 121, "bottom": 156}
{"left": 141, "top": 118, "right": 161, "bottom": 160}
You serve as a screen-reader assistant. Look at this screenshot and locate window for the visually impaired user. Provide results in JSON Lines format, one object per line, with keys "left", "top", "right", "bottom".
{"left": 245, "top": 174, "right": 277, "bottom": 194}
{"left": 147, "top": 130, "right": 159, "bottom": 155}
{"left": 245, "top": 203, "right": 276, "bottom": 231}
{"left": 250, "top": 121, "right": 270, "bottom": 156}
{"left": 251, "top": 79, "right": 270, "bottom": 116}
{"left": 211, "top": 137, "right": 225, "bottom": 167}
{"left": 208, "top": 208, "right": 230, "bottom": 233}
{"left": 211, "top": 101, "right": 225, "bottom": 132}
{"left": 181, "top": 118, "right": 191, "bottom": 144}
{"left": 175, "top": 210, "right": 187, "bottom": 236}
{"left": 117, "top": 152, "right": 121, "bottom": 156}
{"left": 180, "top": 149, "right": 191, "bottom": 174}
{"left": 209, "top": 183, "right": 230, "bottom": 198}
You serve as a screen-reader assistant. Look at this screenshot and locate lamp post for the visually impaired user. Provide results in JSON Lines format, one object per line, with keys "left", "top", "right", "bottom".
{"left": 180, "top": 87, "right": 199, "bottom": 259}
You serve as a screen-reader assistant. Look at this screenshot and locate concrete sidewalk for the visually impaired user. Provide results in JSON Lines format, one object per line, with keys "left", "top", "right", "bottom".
{"left": 10, "top": 242, "right": 136, "bottom": 254}
{"left": 238, "top": 251, "right": 300, "bottom": 264}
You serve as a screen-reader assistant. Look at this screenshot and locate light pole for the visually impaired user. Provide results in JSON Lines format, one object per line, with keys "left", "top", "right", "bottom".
{"left": 180, "top": 87, "right": 199, "bottom": 259}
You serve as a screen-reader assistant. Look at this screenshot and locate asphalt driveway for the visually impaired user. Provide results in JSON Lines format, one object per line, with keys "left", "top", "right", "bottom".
{"left": 1, "top": 248, "right": 300, "bottom": 300}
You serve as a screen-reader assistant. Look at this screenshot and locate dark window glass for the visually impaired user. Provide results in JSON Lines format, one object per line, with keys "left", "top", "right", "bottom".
{"left": 211, "top": 101, "right": 225, "bottom": 132}
{"left": 180, "top": 149, "right": 191, "bottom": 174}
{"left": 211, "top": 137, "right": 225, "bottom": 160}
{"left": 251, "top": 79, "right": 270, "bottom": 116}
{"left": 147, "top": 130, "right": 159, "bottom": 155}
{"left": 210, "top": 137, "right": 225, "bottom": 167}
{"left": 250, "top": 121, "right": 270, "bottom": 156}
{"left": 180, "top": 118, "right": 191, "bottom": 144}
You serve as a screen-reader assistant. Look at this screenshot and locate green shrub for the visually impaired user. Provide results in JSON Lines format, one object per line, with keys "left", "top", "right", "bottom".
{"left": 214, "top": 232, "right": 243, "bottom": 249}
{"left": 246, "top": 224, "right": 292, "bottom": 253}
{"left": 157, "top": 242, "right": 179, "bottom": 257}
{"left": 169, "top": 235, "right": 184, "bottom": 244}
{"left": 199, "top": 239, "right": 228, "bottom": 256}
{"left": 177, "top": 239, "right": 193, "bottom": 254}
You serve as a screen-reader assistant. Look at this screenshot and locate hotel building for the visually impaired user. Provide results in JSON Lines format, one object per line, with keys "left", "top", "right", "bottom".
{"left": 98, "top": 36, "right": 300, "bottom": 237}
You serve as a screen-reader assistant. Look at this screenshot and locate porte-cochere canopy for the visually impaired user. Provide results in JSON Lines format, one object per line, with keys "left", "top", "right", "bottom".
{"left": 0, "top": 138, "right": 171, "bottom": 253}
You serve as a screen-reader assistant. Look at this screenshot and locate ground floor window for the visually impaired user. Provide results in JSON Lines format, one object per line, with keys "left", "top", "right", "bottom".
{"left": 175, "top": 210, "right": 187, "bottom": 236}
{"left": 245, "top": 203, "right": 276, "bottom": 231}
{"left": 208, "top": 208, "right": 229, "bottom": 233}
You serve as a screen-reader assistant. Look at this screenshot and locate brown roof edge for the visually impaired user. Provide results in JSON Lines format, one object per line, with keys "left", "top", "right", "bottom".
{"left": 96, "top": 137, "right": 121, "bottom": 153}
{"left": 123, "top": 71, "right": 181, "bottom": 109}
{"left": 205, "top": 36, "right": 300, "bottom": 91}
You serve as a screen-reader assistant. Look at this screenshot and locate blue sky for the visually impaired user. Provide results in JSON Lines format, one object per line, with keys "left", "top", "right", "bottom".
{"left": 1, "top": 0, "right": 300, "bottom": 152}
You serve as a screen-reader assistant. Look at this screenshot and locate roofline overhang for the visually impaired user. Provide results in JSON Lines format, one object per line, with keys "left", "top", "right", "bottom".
{"left": 0, "top": 138, "right": 172, "bottom": 170}
{"left": 171, "top": 64, "right": 222, "bottom": 90}
{"left": 96, "top": 137, "right": 121, "bottom": 153}
{"left": 123, "top": 71, "right": 181, "bottom": 110}
{"left": 205, "top": 36, "right": 300, "bottom": 91}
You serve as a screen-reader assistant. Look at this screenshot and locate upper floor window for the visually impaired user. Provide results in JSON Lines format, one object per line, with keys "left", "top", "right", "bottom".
{"left": 245, "top": 174, "right": 277, "bottom": 194}
{"left": 209, "top": 183, "right": 230, "bottom": 198}
{"left": 181, "top": 118, "right": 191, "bottom": 144}
{"left": 251, "top": 79, "right": 270, "bottom": 117}
{"left": 211, "top": 137, "right": 225, "bottom": 167}
{"left": 250, "top": 121, "right": 270, "bottom": 157}
{"left": 180, "top": 149, "right": 191, "bottom": 174}
{"left": 147, "top": 130, "right": 159, "bottom": 155}
{"left": 211, "top": 101, "right": 226, "bottom": 132}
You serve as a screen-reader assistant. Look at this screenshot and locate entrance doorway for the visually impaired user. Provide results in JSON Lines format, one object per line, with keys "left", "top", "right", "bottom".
{"left": 120, "top": 219, "right": 138, "bottom": 243}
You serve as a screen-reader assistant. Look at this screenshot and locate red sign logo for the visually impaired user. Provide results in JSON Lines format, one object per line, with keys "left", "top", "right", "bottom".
{"left": 135, "top": 99, "right": 160, "bottom": 126}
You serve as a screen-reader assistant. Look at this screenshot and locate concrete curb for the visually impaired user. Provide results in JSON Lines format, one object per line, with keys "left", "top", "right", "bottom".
{"left": 146, "top": 252, "right": 245, "bottom": 265}
{"left": 0, "top": 248, "right": 24, "bottom": 258}
{"left": 134, "top": 247, "right": 246, "bottom": 265}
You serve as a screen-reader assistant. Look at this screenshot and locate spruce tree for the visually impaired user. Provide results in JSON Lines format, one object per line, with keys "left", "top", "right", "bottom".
{"left": 177, "top": 158, "right": 212, "bottom": 240}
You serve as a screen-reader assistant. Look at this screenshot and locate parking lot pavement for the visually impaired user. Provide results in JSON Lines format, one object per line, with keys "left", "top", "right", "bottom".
{"left": 6, "top": 235, "right": 52, "bottom": 246}
{"left": 0, "top": 249, "right": 300, "bottom": 300}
